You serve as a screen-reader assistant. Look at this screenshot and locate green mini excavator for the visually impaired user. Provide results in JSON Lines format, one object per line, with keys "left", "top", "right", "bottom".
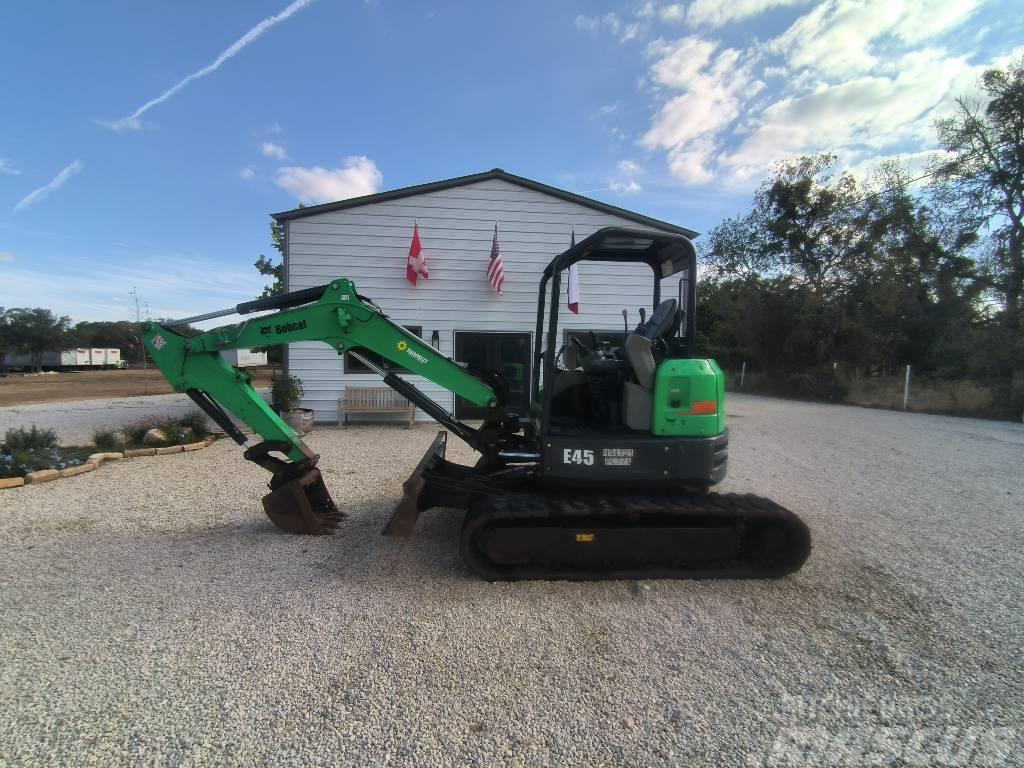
{"left": 142, "top": 227, "right": 810, "bottom": 580}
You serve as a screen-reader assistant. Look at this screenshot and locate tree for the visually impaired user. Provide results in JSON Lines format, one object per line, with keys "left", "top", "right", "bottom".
{"left": 0, "top": 308, "right": 11, "bottom": 363}
{"left": 5, "top": 308, "right": 73, "bottom": 372}
{"left": 931, "top": 56, "right": 1024, "bottom": 330}
{"left": 254, "top": 218, "right": 287, "bottom": 298}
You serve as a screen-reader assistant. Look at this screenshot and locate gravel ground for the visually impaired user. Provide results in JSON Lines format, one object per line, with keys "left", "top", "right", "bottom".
{"left": 0, "top": 391, "right": 271, "bottom": 445}
{"left": 1, "top": 394, "right": 1022, "bottom": 767}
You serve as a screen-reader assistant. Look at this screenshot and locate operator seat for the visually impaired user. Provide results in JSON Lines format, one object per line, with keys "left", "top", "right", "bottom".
{"left": 623, "top": 335, "right": 656, "bottom": 431}
{"left": 621, "top": 298, "right": 677, "bottom": 431}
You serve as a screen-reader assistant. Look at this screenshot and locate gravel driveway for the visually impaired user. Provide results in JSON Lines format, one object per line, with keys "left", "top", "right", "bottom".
{"left": 1, "top": 394, "right": 1021, "bottom": 766}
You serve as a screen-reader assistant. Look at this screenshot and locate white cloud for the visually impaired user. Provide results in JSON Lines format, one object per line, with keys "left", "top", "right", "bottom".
{"left": 618, "top": 160, "right": 643, "bottom": 175}
{"left": 275, "top": 156, "right": 382, "bottom": 204}
{"left": 719, "top": 49, "right": 980, "bottom": 180}
{"left": 687, "top": 0, "right": 812, "bottom": 28}
{"left": 13, "top": 160, "right": 84, "bottom": 212}
{"left": 629, "top": 0, "right": 1005, "bottom": 187}
{"left": 599, "top": 102, "right": 620, "bottom": 115}
{"left": 97, "top": 0, "right": 316, "bottom": 131}
{"left": 659, "top": 4, "right": 686, "bottom": 23}
{"left": 0, "top": 159, "right": 20, "bottom": 176}
{"left": 240, "top": 166, "right": 256, "bottom": 179}
{"left": 609, "top": 179, "right": 642, "bottom": 194}
{"left": 261, "top": 141, "right": 287, "bottom": 159}
{"left": 642, "top": 38, "right": 760, "bottom": 176}
{"left": 608, "top": 160, "right": 644, "bottom": 194}
{"left": 0, "top": 250, "right": 14, "bottom": 263}
{"left": 769, "top": 0, "right": 982, "bottom": 77}
{"left": 575, "top": 12, "right": 643, "bottom": 42}
{"left": 845, "top": 149, "right": 949, "bottom": 182}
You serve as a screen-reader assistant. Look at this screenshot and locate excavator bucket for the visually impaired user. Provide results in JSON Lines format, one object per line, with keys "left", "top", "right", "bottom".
{"left": 261, "top": 466, "right": 344, "bottom": 535}
{"left": 383, "top": 431, "right": 448, "bottom": 537}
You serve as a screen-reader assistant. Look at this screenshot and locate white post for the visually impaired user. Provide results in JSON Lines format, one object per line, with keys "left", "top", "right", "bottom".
{"left": 740, "top": 361, "right": 746, "bottom": 389}
{"left": 903, "top": 364, "right": 911, "bottom": 411}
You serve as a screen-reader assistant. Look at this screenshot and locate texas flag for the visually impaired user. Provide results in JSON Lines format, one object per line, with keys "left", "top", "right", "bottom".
{"left": 567, "top": 228, "right": 580, "bottom": 314}
{"left": 406, "top": 222, "right": 429, "bottom": 286}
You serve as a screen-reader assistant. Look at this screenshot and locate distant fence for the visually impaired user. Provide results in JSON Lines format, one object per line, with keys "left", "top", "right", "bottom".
{"left": 725, "top": 365, "right": 1017, "bottom": 421}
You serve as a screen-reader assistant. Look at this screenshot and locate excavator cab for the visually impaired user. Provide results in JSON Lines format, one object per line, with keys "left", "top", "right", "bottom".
{"left": 530, "top": 228, "right": 727, "bottom": 488}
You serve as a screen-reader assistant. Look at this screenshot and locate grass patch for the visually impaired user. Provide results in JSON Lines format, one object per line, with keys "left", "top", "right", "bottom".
{"left": 119, "top": 409, "right": 214, "bottom": 450}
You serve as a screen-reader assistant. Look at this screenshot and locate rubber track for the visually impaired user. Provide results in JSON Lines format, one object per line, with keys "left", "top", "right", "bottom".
{"left": 460, "top": 491, "right": 811, "bottom": 581}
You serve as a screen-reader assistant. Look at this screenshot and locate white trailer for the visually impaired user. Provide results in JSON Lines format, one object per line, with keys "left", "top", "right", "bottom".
{"left": 220, "top": 348, "right": 269, "bottom": 368}
{"left": 1, "top": 348, "right": 125, "bottom": 370}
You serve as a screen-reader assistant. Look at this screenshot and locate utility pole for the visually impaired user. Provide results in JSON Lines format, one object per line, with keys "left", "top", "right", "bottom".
{"left": 903, "top": 364, "right": 911, "bottom": 411}
{"left": 130, "top": 286, "right": 149, "bottom": 396}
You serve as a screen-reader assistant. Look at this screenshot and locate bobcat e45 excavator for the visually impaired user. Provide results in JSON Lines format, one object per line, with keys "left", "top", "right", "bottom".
{"left": 142, "top": 227, "right": 810, "bottom": 580}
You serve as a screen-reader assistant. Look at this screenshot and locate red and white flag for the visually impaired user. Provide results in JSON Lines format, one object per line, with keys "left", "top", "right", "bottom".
{"left": 567, "top": 228, "right": 579, "bottom": 314}
{"left": 487, "top": 223, "right": 505, "bottom": 295}
{"left": 406, "top": 222, "right": 429, "bottom": 286}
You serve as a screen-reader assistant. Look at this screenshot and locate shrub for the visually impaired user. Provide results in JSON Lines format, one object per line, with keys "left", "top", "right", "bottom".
{"left": 92, "top": 428, "right": 122, "bottom": 452}
{"left": 123, "top": 418, "right": 164, "bottom": 447}
{"left": 3, "top": 424, "right": 58, "bottom": 452}
{"left": 272, "top": 374, "right": 304, "bottom": 412}
{"left": 178, "top": 409, "right": 212, "bottom": 438}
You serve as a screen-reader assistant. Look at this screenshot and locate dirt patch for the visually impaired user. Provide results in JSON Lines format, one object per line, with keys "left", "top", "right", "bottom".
{"left": 0, "top": 368, "right": 275, "bottom": 407}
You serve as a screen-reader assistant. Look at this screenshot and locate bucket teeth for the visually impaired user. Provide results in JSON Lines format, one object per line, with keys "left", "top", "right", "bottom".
{"left": 261, "top": 466, "right": 344, "bottom": 535}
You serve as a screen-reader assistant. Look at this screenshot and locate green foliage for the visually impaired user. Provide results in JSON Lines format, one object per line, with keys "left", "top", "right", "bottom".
{"left": 3, "top": 308, "right": 74, "bottom": 371}
{"left": 931, "top": 55, "right": 1024, "bottom": 331}
{"left": 0, "top": 441, "right": 93, "bottom": 479}
{"left": 700, "top": 55, "right": 1024, "bottom": 416}
{"left": 120, "top": 411, "right": 212, "bottom": 448}
{"left": 254, "top": 218, "right": 287, "bottom": 298}
{"left": 4, "top": 424, "right": 58, "bottom": 451}
{"left": 178, "top": 409, "right": 212, "bottom": 438}
{"left": 91, "top": 428, "right": 123, "bottom": 452}
{"left": 272, "top": 374, "right": 304, "bottom": 412}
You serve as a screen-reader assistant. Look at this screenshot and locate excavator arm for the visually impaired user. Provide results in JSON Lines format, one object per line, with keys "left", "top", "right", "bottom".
{"left": 140, "top": 278, "right": 507, "bottom": 533}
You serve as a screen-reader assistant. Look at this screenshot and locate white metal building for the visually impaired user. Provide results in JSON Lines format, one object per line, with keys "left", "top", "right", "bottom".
{"left": 273, "top": 169, "right": 697, "bottom": 423}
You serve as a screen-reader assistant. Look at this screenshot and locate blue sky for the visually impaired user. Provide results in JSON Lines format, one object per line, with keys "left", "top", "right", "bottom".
{"left": 1, "top": 0, "right": 1021, "bottom": 322}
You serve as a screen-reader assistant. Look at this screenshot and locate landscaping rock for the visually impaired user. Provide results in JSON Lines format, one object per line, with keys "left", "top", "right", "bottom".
{"left": 182, "top": 442, "right": 206, "bottom": 452}
{"left": 142, "top": 429, "right": 167, "bottom": 446}
{"left": 25, "top": 469, "right": 60, "bottom": 484}
{"left": 156, "top": 446, "right": 182, "bottom": 455}
{"left": 60, "top": 464, "right": 95, "bottom": 478}
{"left": 124, "top": 448, "right": 157, "bottom": 458}
{"left": 0, "top": 477, "right": 26, "bottom": 489}
{"left": 87, "top": 452, "right": 124, "bottom": 467}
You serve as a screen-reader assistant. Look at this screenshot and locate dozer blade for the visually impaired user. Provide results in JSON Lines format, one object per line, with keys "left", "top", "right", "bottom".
{"left": 261, "top": 466, "right": 344, "bottom": 535}
{"left": 383, "top": 431, "right": 448, "bottom": 537}
{"left": 460, "top": 491, "right": 811, "bottom": 581}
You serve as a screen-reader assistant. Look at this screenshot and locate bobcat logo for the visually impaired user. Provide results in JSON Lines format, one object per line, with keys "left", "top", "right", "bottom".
{"left": 259, "top": 325, "right": 272, "bottom": 336}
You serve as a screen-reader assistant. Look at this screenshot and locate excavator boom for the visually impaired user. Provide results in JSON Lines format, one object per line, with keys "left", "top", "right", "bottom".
{"left": 142, "top": 278, "right": 511, "bottom": 534}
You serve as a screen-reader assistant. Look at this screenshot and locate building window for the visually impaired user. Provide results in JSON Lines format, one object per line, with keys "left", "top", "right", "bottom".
{"left": 562, "top": 329, "right": 627, "bottom": 369}
{"left": 344, "top": 326, "right": 423, "bottom": 373}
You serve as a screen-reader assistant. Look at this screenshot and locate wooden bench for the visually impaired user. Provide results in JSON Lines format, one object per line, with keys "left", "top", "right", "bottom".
{"left": 338, "top": 386, "right": 416, "bottom": 428}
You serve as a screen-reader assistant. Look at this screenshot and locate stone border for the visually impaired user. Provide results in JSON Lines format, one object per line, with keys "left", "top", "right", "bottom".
{"left": 0, "top": 436, "right": 217, "bottom": 489}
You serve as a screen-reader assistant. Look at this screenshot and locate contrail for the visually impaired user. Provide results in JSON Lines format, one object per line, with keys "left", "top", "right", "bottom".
{"left": 14, "top": 160, "right": 84, "bottom": 211}
{"left": 98, "top": 0, "right": 316, "bottom": 131}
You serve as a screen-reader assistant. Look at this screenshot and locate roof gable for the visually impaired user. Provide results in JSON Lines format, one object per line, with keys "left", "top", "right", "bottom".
{"left": 271, "top": 168, "right": 697, "bottom": 237}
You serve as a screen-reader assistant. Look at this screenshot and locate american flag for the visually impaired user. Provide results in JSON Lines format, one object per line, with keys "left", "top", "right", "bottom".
{"left": 487, "top": 223, "right": 505, "bottom": 295}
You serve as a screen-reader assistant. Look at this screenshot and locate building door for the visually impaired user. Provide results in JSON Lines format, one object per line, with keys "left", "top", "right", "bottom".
{"left": 454, "top": 332, "right": 532, "bottom": 419}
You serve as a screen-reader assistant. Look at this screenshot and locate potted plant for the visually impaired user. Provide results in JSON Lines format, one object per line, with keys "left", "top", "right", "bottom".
{"left": 272, "top": 374, "right": 314, "bottom": 434}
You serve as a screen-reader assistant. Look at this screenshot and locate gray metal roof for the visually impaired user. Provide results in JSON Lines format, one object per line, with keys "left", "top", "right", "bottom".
{"left": 270, "top": 168, "right": 698, "bottom": 237}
